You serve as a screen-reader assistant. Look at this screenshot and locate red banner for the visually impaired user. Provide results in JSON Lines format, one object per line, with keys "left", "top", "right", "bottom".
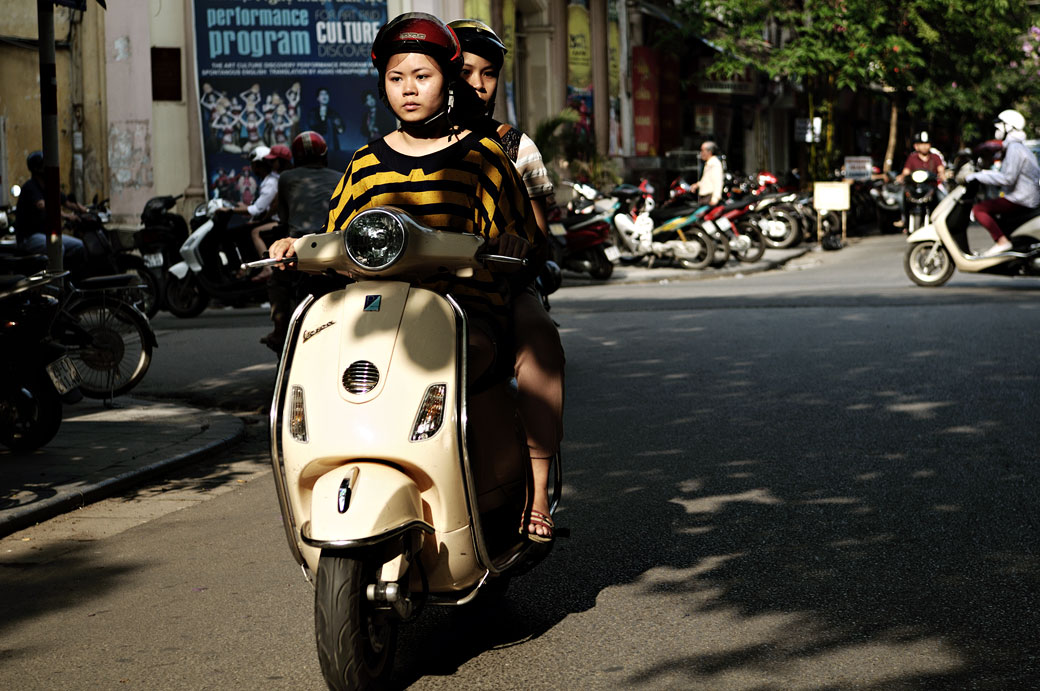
{"left": 631, "top": 46, "right": 659, "bottom": 156}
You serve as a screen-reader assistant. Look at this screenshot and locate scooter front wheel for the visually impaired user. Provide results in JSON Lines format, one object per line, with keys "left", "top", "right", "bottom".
{"left": 315, "top": 552, "right": 398, "bottom": 691}
{"left": 904, "top": 241, "right": 954, "bottom": 287}
{"left": 732, "top": 222, "right": 766, "bottom": 263}
{"left": 163, "top": 272, "right": 210, "bottom": 318}
{"left": 0, "top": 369, "right": 63, "bottom": 452}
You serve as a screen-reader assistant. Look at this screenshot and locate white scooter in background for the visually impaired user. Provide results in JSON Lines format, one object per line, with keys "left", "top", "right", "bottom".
{"left": 904, "top": 162, "right": 1040, "bottom": 286}
{"left": 245, "top": 207, "right": 561, "bottom": 690}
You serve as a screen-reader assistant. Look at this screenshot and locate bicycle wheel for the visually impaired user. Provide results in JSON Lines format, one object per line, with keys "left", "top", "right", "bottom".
{"left": 63, "top": 297, "right": 153, "bottom": 398}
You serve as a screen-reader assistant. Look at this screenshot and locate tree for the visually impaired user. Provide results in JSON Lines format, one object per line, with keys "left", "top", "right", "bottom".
{"left": 667, "top": 0, "right": 1040, "bottom": 179}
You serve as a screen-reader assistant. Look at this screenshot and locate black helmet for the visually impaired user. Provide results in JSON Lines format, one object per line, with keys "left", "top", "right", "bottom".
{"left": 448, "top": 19, "right": 506, "bottom": 71}
{"left": 913, "top": 131, "right": 930, "bottom": 144}
{"left": 26, "top": 150, "right": 44, "bottom": 174}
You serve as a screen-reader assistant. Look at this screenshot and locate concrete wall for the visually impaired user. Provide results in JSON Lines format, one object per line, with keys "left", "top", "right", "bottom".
{"left": 0, "top": 1, "right": 106, "bottom": 206}
{"left": 105, "top": 1, "right": 154, "bottom": 223}
{"left": 150, "top": 0, "right": 190, "bottom": 205}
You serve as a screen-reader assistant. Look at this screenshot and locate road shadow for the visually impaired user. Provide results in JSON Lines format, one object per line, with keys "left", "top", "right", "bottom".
{"left": 388, "top": 290, "right": 1040, "bottom": 687}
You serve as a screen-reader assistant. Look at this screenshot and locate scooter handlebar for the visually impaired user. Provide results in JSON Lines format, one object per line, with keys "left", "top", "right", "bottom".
{"left": 240, "top": 256, "right": 298, "bottom": 272}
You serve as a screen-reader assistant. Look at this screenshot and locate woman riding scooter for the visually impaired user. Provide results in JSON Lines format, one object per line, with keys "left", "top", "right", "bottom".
{"left": 449, "top": 18, "right": 564, "bottom": 542}
{"left": 966, "top": 109, "right": 1040, "bottom": 257}
{"left": 269, "top": 13, "right": 551, "bottom": 540}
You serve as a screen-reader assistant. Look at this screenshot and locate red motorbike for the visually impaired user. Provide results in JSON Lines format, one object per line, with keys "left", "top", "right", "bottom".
{"left": 547, "top": 182, "right": 618, "bottom": 280}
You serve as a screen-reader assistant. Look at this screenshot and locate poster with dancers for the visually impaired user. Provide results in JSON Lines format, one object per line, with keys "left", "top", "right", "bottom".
{"left": 192, "top": 0, "right": 394, "bottom": 200}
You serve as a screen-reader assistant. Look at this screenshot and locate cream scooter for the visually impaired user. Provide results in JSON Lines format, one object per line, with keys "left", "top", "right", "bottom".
{"left": 245, "top": 207, "right": 561, "bottom": 690}
{"left": 904, "top": 163, "right": 1040, "bottom": 287}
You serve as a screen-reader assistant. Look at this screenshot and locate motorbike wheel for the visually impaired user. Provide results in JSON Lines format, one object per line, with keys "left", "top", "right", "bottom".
{"left": 315, "top": 552, "right": 397, "bottom": 691}
{"left": 904, "top": 241, "right": 954, "bottom": 287}
{"left": 588, "top": 245, "right": 614, "bottom": 280}
{"left": 0, "top": 371, "right": 62, "bottom": 452}
{"left": 708, "top": 231, "right": 730, "bottom": 267}
{"left": 732, "top": 223, "right": 766, "bottom": 263}
{"left": 164, "top": 272, "right": 210, "bottom": 318}
{"left": 64, "top": 298, "right": 153, "bottom": 398}
{"left": 115, "top": 255, "right": 161, "bottom": 319}
{"left": 676, "top": 228, "right": 715, "bottom": 270}
{"left": 762, "top": 208, "right": 801, "bottom": 249}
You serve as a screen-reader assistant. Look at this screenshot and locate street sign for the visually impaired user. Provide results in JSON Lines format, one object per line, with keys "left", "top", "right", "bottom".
{"left": 844, "top": 156, "right": 873, "bottom": 181}
{"left": 813, "top": 181, "right": 850, "bottom": 211}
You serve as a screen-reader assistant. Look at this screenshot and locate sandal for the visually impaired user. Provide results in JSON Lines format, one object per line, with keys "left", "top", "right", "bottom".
{"left": 520, "top": 509, "right": 554, "bottom": 543}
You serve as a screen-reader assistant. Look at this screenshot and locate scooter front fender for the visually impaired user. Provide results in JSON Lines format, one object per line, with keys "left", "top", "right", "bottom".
{"left": 906, "top": 224, "right": 939, "bottom": 243}
{"left": 168, "top": 260, "right": 190, "bottom": 279}
{"left": 302, "top": 462, "right": 434, "bottom": 550}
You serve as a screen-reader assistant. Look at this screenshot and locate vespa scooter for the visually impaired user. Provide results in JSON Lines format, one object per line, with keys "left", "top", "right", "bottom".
{"left": 246, "top": 207, "right": 562, "bottom": 690}
{"left": 904, "top": 164, "right": 1040, "bottom": 287}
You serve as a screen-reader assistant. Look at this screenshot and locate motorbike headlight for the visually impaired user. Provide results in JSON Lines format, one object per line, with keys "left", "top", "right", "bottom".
{"left": 344, "top": 209, "right": 407, "bottom": 270}
{"left": 911, "top": 170, "right": 930, "bottom": 184}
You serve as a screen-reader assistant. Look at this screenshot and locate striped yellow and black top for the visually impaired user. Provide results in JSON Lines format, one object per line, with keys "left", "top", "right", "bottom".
{"left": 325, "top": 131, "right": 543, "bottom": 316}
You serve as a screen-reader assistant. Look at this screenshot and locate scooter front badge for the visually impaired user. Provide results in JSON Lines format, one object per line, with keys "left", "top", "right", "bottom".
{"left": 364, "top": 295, "right": 382, "bottom": 312}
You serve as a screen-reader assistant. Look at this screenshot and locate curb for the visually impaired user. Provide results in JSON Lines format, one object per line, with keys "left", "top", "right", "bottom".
{"left": 560, "top": 245, "right": 814, "bottom": 288}
{"left": 0, "top": 414, "right": 245, "bottom": 537}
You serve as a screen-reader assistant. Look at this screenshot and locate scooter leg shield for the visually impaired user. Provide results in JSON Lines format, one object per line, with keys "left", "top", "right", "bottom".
{"left": 905, "top": 224, "right": 939, "bottom": 243}
{"left": 304, "top": 463, "right": 432, "bottom": 548}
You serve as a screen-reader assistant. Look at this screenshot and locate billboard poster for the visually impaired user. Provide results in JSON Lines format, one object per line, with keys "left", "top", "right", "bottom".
{"left": 567, "top": 0, "right": 594, "bottom": 149}
{"left": 631, "top": 46, "right": 659, "bottom": 156}
{"left": 192, "top": 0, "right": 391, "bottom": 201}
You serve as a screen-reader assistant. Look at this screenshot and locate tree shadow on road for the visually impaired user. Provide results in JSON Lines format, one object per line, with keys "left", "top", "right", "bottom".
{"left": 392, "top": 290, "right": 1040, "bottom": 688}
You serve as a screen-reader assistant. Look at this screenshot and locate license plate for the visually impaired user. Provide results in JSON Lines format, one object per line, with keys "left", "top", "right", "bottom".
{"left": 549, "top": 222, "right": 566, "bottom": 237}
{"left": 716, "top": 217, "right": 733, "bottom": 231}
{"left": 46, "top": 356, "right": 81, "bottom": 396}
{"left": 701, "top": 220, "right": 717, "bottom": 233}
{"left": 143, "top": 251, "right": 164, "bottom": 268}
{"left": 604, "top": 245, "right": 620, "bottom": 261}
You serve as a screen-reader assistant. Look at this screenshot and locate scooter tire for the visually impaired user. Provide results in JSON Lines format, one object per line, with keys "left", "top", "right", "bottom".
{"left": 733, "top": 222, "right": 766, "bottom": 263}
{"left": 762, "top": 208, "right": 801, "bottom": 249}
{"left": 164, "top": 272, "right": 210, "bottom": 318}
{"left": 63, "top": 297, "right": 153, "bottom": 398}
{"left": 676, "top": 228, "right": 715, "bottom": 270}
{"left": 315, "top": 552, "right": 397, "bottom": 691}
{"left": 116, "top": 254, "right": 161, "bottom": 319}
{"left": 904, "top": 241, "right": 954, "bottom": 287}
{"left": 0, "top": 370, "right": 62, "bottom": 452}
{"left": 588, "top": 245, "right": 614, "bottom": 280}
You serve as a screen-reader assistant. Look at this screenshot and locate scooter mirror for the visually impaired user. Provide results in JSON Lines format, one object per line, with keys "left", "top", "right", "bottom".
{"left": 10, "top": 184, "right": 20, "bottom": 199}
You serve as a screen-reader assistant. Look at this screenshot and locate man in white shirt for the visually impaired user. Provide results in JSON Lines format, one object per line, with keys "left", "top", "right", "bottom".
{"left": 689, "top": 141, "right": 724, "bottom": 206}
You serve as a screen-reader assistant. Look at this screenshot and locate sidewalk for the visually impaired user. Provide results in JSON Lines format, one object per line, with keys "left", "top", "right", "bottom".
{"left": 0, "top": 397, "right": 244, "bottom": 537}
{"left": 558, "top": 245, "right": 812, "bottom": 287}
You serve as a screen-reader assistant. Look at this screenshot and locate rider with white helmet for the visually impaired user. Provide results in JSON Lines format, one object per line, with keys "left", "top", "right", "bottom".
{"left": 967, "top": 109, "right": 1040, "bottom": 257}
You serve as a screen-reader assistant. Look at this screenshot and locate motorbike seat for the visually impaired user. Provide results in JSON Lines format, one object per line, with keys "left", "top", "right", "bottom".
{"left": 76, "top": 273, "right": 144, "bottom": 291}
{"left": 1000, "top": 206, "right": 1040, "bottom": 231}
{"left": 0, "top": 274, "right": 26, "bottom": 291}
{"left": 0, "top": 252, "right": 49, "bottom": 276}
{"left": 611, "top": 184, "right": 643, "bottom": 200}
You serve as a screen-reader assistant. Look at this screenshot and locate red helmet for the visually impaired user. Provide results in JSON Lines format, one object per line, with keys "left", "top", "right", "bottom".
{"left": 291, "top": 131, "right": 327, "bottom": 164}
{"left": 263, "top": 144, "right": 293, "bottom": 164}
{"left": 371, "top": 13, "right": 462, "bottom": 74}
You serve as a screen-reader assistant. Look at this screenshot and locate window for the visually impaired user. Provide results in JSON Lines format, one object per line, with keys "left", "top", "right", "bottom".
{"left": 151, "top": 47, "right": 182, "bottom": 102}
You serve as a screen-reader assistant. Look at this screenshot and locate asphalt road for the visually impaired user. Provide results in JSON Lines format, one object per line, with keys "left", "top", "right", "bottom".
{"left": 2, "top": 234, "right": 1038, "bottom": 689}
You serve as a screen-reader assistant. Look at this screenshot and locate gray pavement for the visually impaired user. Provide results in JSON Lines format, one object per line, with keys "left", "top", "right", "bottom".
{"left": 0, "top": 242, "right": 813, "bottom": 538}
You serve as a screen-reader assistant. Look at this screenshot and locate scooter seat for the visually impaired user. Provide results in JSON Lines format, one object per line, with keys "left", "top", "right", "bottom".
{"left": 76, "top": 273, "right": 143, "bottom": 290}
{"left": 1000, "top": 206, "right": 1040, "bottom": 230}
{"left": 0, "top": 252, "right": 49, "bottom": 276}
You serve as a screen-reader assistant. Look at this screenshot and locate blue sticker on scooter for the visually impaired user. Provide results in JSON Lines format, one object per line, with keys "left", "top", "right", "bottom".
{"left": 364, "top": 295, "right": 381, "bottom": 312}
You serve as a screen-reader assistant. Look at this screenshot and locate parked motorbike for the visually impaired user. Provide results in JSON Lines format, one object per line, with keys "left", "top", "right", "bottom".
{"left": 133, "top": 194, "right": 191, "bottom": 317}
{"left": 697, "top": 198, "right": 767, "bottom": 265}
{"left": 904, "top": 163, "right": 1040, "bottom": 287}
{"left": 0, "top": 267, "right": 82, "bottom": 452}
{"left": 870, "top": 175, "right": 903, "bottom": 234}
{"left": 245, "top": 207, "right": 562, "bottom": 689}
{"left": 164, "top": 196, "right": 270, "bottom": 317}
{"left": 903, "top": 169, "right": 940, "bottom": 234}
{"left": 66, "top": 198, "right": 161, "bottom": 317}
{"left": 611, "top": 183, "right": 715, "bottom": 270}
{"left": 547, "top": 182, "right": 618, "bottom": 280}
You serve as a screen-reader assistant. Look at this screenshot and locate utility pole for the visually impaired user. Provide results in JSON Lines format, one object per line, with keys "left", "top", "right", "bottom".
{"left": 37, "top": 0, "right": 62, "bottom": 273}
{"left": 37, "top": 0, "right": 106, "bottom": 274}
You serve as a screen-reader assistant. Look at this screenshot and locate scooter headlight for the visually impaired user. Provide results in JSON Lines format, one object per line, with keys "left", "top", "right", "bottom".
{"left": 410, "top": 384, "right": 446, "bottom": 442}
{"left": 344, "top": 209, "right": 407, "bottom": 271}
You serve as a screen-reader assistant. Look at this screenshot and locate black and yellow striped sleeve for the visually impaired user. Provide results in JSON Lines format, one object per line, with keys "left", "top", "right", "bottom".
{"left": 470, "top": 137, "right": 541, "bottom": 246}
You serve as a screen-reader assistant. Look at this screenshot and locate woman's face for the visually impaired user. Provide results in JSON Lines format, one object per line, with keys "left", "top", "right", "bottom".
{"left": 384, "top": 52, "right": 445, "bottom": 123}
{"left": 460, "top": 52, "right": 498, "bottom": 106}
